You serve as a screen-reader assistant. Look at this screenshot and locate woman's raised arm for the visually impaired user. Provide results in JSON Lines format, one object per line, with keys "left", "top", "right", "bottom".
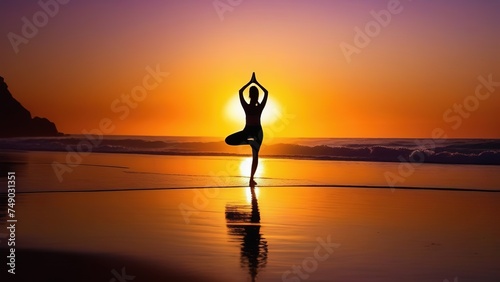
{"left": 254, "top": 80, "right": 268, "bottom": 108}
{"left": 239, "top": 80, "right": 252, "bottom": 106}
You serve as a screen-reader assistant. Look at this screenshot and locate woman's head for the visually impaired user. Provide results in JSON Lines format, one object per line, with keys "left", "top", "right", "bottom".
{"left": 249, "top": 86, "right": 259, "bottom": 102}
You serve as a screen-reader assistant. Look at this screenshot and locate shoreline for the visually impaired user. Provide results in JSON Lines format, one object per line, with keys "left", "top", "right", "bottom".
{"left": 2, "top": 183, "right": 499, "bottom": 195}
{"left": 1, "top": 151, "right": 500, "bottom": 193}
{"left": 2, "top": 148, "right": 500, "bottom": 166}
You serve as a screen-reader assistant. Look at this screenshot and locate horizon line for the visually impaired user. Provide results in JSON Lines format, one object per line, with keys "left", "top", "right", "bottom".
{"left": 10, "top": 134, "right": 500, "bottom": 140}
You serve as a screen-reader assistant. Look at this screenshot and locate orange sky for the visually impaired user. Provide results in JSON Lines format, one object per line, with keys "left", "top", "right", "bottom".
{"left": 1, "top": 1, "right": 499, "bottom": 138}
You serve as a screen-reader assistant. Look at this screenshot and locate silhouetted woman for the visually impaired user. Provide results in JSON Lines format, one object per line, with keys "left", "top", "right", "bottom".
{"left": 225, "top": 73, "right": 268, "bottom": 186}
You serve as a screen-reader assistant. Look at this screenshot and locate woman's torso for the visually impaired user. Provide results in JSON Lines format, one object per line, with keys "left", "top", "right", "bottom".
{"left": 244, "top": 104, "right": 263, "bottom": 126}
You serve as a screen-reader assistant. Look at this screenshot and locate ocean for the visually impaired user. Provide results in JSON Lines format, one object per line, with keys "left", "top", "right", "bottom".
{"left": 1, "top": 136, "right": 499, "bottom": 165}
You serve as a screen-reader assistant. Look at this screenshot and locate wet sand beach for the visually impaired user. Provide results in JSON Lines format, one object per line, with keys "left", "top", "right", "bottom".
{"left": 1, "top": 151, "right": 499, "bottom": 281}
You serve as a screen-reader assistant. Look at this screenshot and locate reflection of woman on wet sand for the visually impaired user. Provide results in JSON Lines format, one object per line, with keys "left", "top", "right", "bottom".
{"left": 225, "top": 187, "right": 268, "bottom": 282}
{"left": 225, "top": 72, "right": 268, "bottom": 186}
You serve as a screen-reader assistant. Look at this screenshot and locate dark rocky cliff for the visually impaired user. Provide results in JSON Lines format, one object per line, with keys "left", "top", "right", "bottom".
{"left": 0, "top": 76, "right": 62, "bottom": 137}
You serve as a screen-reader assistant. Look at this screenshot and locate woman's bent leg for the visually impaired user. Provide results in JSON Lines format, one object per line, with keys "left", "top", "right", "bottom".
{"left": 225, "top": 131, "right": 248, "bottom": 146}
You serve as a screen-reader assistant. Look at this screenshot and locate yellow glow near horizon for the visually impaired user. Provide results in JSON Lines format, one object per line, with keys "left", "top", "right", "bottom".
{"left": 3, "top": 2, "right": 500, "bottom": 138}
{"left": 225, "top": 94, "right": 281, "bottom": 126}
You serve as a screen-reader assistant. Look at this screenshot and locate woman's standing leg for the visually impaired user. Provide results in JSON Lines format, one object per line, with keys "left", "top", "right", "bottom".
{"left": 249, "top": 129, "right": 263, "bottom": 186}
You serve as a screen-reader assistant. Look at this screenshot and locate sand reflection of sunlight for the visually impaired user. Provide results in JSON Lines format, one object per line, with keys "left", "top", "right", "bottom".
{"left": 239, "top": 157, "right": 264, "bottom": 178}
{"left": 245, "top": 187, "right": 260, "bottom": 203}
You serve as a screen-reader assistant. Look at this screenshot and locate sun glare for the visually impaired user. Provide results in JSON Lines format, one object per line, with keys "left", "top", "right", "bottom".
{"left": 239, "top": 157, "right": 264, "bottom": 178}
{"left": 245, "top": 187, "right": 260, "bottom": 203}
{"left": 225, "top": 94, "right": 281, "bottom": 126}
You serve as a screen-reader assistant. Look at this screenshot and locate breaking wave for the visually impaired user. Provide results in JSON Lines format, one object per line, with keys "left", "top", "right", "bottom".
{"left": 0, "top": 136, "right": 499, "bottom": 165}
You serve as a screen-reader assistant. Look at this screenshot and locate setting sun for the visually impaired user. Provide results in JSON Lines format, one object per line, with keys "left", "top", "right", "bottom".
{"left": 225, "top": 94, "right": 281, "bottom": 126}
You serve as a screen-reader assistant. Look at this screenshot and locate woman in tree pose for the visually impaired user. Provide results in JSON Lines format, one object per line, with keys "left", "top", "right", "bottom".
{"left": 225, "top": 72, "right": 268, "bottom": 186}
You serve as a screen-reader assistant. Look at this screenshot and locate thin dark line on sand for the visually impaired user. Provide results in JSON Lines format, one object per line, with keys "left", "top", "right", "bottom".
{"left": 11, "top": 184, "right": 500, "bottom": 195}
{"left": 123, "top": 170, "right": 287, "bottom": 180}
